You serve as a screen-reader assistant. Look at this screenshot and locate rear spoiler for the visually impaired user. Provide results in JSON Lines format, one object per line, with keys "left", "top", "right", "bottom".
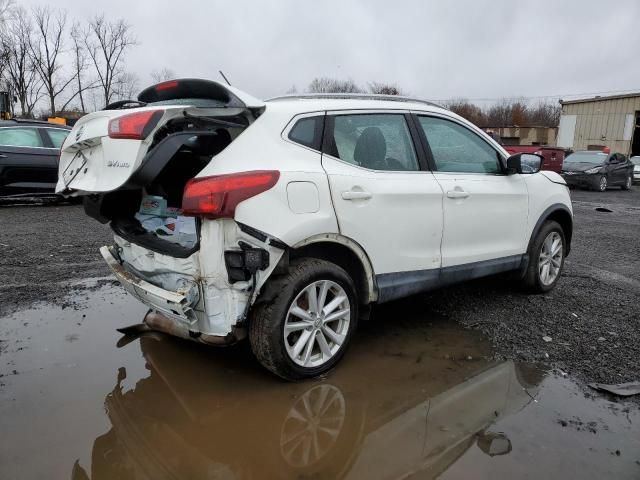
{"left": 137, "top": 78, "right": 265, "bottom": 110}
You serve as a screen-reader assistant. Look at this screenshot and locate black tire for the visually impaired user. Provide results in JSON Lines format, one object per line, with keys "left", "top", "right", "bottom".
{"left": 249, "top": 258, "right": 358, "bottom": 380}
{"left": 596, "top": 175, "right": 608, "bottom": 192}
{"left": 522, "top": 220, "right": 566, "bottom": 293}
{"left": 622, "top": 175, "right": 632, "bottom": 190}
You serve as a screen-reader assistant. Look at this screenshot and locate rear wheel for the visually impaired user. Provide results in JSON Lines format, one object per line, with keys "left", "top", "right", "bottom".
{"left": 622, "top": 175, "right": 632, "bottom": 190}
{"left": 249, "top": 258, "right": 358, "bottom": 380}
{"left": 522, "top": 220, "right": 565, "bottom": 293}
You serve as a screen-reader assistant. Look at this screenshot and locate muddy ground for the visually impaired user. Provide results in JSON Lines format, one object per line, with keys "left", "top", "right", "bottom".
{"left": 1, "top": 188, "right": 639, "bottom": 389}
{"left": 0, "top": 187, "right": 639, "bottom": 478}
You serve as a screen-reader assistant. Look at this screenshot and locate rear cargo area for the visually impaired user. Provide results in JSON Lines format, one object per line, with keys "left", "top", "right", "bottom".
{"left": 88, "top": 111, "right": 249, "bottom": 257}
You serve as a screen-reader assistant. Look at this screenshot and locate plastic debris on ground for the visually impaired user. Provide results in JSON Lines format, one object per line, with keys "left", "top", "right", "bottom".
{"left": 587, "top": 381, "right": 640, "bottom": 397}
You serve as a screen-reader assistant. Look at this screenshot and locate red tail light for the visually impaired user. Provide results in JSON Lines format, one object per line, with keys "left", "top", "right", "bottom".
{"left": 108, "top": 110, "right": 163, "bottom": 140}
{"left": 155, "top": 80, "right": 179, "bottom": 91}
{"left": 182, "top": 171, "right": 280, "bottom": 218}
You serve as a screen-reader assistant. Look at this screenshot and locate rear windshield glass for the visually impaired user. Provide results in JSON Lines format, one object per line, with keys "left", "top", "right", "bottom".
{"left": 564, "top": 152, "right": 607, "bottom": 164}
{"left": 147, "top": 98, "right": 226, "bottom": 107}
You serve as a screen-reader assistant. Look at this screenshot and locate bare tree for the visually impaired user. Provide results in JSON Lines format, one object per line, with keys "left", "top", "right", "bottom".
{"left": 85, "top": 15, "right": 136, "bottom": 107}
{"left": 68, "top": 22, "right": 88, "bottom": 112}
{"left": 444, "top": 98, "right": 486, "bottom": 127}
{"left": 307, "top": 77, "right": 363, "bottom": 94}
{"left": 150, "top": 67, "right": 175, "bottom": 84}
{"left": 368, "top": 82, "right": 403, "bottom": 95}
{"left": 29, "top": 6, "right": 76, "bottom": 116}
{"left": 111, "top": 71, "right": 139, "bottom": 101}
{"left": 2, "top": 8, "right": 42, "bottom": 117}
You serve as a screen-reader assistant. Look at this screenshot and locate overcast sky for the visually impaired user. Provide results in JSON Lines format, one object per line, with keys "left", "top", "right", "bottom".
{"left": 20, "top": 0, "right": 640, "bottom": 103}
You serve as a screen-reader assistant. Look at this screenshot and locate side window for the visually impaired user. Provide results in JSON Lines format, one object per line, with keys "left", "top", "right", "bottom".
{"left": 0, "top": 127, "right": 43, "bottom": 147}
{"left": 46, "top": 128, "right": 70, "bottom": 149}
{"left": 288, "top": 116, "right": 323, "bottom": 150}
{"left": 418, "top": 116, "right": 501, "bottom": 174}
{"left": 328, "top": 114, "right": 419, "bottom": 171}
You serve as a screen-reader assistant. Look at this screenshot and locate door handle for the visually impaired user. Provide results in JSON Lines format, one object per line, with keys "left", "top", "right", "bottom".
{"left": 342, "top": 190, "right": 372, "bottom": 200}
{"left": 446, "top": 190, "right": 470, "bottom": 199}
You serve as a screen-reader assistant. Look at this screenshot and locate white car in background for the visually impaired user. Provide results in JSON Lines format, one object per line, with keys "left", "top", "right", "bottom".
{"left": 57, "top": 79, "right": 573, "bottom": 380}
{"left": 631, "top": 156, "right": 640, "bottom": 183}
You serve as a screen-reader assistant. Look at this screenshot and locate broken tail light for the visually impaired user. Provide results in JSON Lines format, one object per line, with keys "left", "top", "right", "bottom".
{"left": 182, "top": 170, "right": 280, "bottom": 218}
{"left": 108, "top": 110, "right": 164, "bottom": 140}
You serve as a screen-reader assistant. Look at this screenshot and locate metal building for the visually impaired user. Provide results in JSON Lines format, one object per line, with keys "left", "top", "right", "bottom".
{"left": 557, "top": 93, "right": 640, "bottom": 156}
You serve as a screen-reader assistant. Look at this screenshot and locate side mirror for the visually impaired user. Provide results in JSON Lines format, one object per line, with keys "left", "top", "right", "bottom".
{"left": 506, "top": 153, "right": 543, "bottom": 174}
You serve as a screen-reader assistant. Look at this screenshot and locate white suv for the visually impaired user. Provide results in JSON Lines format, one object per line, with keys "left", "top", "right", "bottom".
{"left": 57, "top": 79, "right": 573, "bottom": 380}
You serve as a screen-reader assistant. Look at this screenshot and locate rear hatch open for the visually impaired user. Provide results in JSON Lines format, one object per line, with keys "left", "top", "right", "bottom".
{"left": 56, "top": 79, "right": 264, "bottom": 256}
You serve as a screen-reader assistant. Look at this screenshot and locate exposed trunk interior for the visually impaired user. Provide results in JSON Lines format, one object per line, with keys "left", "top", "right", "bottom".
{"left": 85, "top": 111, "right": 250, "bottom": 257}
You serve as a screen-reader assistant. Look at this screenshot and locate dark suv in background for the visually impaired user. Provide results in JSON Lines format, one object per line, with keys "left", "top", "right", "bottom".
{"left": 0, "top": 119, "right": 71, "bottom": 196}
{"left": 561, "top": 150, "right": 634, "bottom": 191}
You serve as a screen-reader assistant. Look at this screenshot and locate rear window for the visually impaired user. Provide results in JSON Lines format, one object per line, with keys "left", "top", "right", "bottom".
{"left": 0, "top": 127, "right": 43, "bottom": 147}
{"left": 288, "top": 116, "right": 323, "bottom": 150}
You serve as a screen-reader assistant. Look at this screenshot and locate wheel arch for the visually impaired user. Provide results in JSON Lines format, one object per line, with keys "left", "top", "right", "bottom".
{"left": 290, "top": 234, "right": 377, "bottom": 303}
{"left": 528, "top": 204, "right": 573, "bottom": 256}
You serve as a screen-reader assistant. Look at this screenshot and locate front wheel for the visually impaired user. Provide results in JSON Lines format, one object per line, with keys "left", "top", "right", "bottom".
{"left": 622, "top": 175, "right": 632, "bottom": 190}
{"left": 522, "top": 220, "right": 566, "bottom": 293}
{"left": 249, "top": 258, "right": 358, "bottom": 380}
{"left": 596, "top": 175, "right": 608, "bottom": 192}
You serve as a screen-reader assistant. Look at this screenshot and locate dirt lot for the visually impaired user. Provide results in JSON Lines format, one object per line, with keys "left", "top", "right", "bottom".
{"left": 0, "top": 188, "right": 639, "bottom": 479}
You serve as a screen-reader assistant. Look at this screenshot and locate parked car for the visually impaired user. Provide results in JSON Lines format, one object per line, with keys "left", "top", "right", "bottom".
{"left": 561, "top": 150, "right": 634, "bottom": 191}
{"left": 0, "top": 119, "right": 71, "bottom": 196}
{"left": 503, "top": 145, "right": 566, "bottom": 173}
{"left": 56, "top": 79, "right": 573, "bottom": 380}
{"left": 631, "top": 155, "right": 640, "bottom": 184}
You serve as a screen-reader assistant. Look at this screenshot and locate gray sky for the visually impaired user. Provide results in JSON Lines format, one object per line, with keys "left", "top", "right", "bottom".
{"left": 20, "top": 0, "right": 640, "bottom": 103}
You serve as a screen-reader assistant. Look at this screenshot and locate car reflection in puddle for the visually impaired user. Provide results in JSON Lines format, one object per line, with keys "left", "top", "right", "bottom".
{"left": 74, "top": 331, "right": 540, "bottom": 480}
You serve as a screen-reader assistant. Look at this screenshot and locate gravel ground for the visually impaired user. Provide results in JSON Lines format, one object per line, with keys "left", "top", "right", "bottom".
{"left": 1, "top": 187, "right": 639, "bottom": 390}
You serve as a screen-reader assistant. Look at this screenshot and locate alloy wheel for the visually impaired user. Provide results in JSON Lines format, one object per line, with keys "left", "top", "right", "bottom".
{"left": 599, "top": 176, "right": 607, "bottom": 191}
{"left": 280, "top": 384, "right": 346, "bottom": 467}
{"left": 538, "top": 231, "right": 563, "bottom": 286}
{"left": 284, "top": 280, "right": 351, "bottom": 368}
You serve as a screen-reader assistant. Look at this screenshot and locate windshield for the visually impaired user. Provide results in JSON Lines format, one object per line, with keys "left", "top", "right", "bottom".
{"left": 564, "top": 152, "right": 607, "bottom": 164}
{"left": 631, "top": 156, "right": 640, "bottom": 166}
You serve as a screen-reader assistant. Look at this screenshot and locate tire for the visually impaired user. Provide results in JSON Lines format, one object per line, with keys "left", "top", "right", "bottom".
{"left": 596, "top": 175, "right": 608, "bottom": 192}
{"left": 622, "top": 175, "right": 632, "bottom": 190}
{"left": 249, "top": 258, "right": 358, "bottom": 380}
{"left": 522, "top": 220, "right": 566, "bottom": 293}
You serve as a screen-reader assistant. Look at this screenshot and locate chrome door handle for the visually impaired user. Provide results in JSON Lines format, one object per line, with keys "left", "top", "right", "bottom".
{"left": 342, "top": 190, "right": 372, "bottom": 200}
{"left": 446, "top": 190, "right": 470, "bottom": 199}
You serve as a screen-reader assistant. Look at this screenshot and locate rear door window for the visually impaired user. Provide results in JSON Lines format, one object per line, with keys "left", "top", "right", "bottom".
{"left": 45, "top": 128, "right": 70, "bottom": 149}
{"left": 0, "top": 127, "right": 44, "bottom": 147}
{"left": 326, "top": 114, "right": 419, "bottom": 171}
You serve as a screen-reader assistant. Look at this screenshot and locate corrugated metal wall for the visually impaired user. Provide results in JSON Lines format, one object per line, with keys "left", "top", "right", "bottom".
{"left": 561, "top": 96, "right": 640, "bottom": 153}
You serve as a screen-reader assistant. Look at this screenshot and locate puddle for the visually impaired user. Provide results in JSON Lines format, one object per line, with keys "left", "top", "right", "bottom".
{"left": 1, "top": 286, "right": 638, "bottom": 479}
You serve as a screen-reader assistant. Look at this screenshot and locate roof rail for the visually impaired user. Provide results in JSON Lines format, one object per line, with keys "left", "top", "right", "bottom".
{"left": 266, "top": 93, "right": 445, "bottom": 109}
{"left": 1, "top": 118, "right": 58, "bottom": 126}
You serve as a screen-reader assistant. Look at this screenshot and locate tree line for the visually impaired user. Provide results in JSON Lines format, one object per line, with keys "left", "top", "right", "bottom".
{"left": 300, "top": 77, "right": 561, "bottom": 128}
{"left": 0, "top": 0, "right": 140, "bottom": 118}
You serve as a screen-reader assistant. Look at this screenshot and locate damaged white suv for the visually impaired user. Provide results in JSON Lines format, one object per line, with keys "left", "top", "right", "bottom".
{"left": 57, "top": 79, "right": 573, "bottom": 380}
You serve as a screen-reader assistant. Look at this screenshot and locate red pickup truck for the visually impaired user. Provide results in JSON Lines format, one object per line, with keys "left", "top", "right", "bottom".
{"left": 503, "top": 145, "right": 566, "bottom": 172}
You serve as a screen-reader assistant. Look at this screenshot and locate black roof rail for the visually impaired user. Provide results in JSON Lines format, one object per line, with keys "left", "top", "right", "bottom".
{"left": 0, "top": 118, "right": 58, "bottom": 126}
{"left": 266, "top": 93, "right": 445, "bottom": 109}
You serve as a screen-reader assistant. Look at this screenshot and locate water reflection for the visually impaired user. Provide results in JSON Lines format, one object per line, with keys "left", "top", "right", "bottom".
{"left": 73, "top": 328, "right": 540, "bottom": 480}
